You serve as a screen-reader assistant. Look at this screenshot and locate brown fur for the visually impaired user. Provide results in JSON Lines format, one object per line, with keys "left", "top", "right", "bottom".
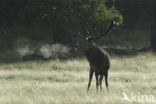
{"left": 78, "top": 21, "right": 116, "bottom": 91}
{"left": 85, "top": 44, "right": 110, "bottom": 92}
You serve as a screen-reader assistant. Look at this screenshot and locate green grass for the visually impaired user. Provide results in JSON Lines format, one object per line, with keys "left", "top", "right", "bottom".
{"left": 0, "top": 52, "right": 156, "bottom": 104}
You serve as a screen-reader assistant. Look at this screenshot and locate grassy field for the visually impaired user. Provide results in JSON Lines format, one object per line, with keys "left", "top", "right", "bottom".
{"left": 0, "top": 52, "right": 156, "bottom": 104}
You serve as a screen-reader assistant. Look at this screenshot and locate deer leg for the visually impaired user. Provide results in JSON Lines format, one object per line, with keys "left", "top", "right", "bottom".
{"left": 105, "top": 72, "right": 109, "bottom": 91}
{"left": 87, "top": 69, "right": 94, "bottom": 92}
{"left": 99, "top": 75, "right": 103, "bottom": 90}
{"left": 95, "top": 73, "right": 99, "bottom": 91}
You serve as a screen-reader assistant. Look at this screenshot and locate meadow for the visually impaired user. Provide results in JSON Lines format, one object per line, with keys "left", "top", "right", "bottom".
{"left": 0, "top": 52, "right": 156, "bottom": 104}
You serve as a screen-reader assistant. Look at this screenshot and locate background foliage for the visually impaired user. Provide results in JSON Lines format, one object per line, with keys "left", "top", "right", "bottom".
{"left": 0, "top": 0, "right": 155, "bottom": 62}
{"left": 0, "top": 0, "right": 122, "bottom": 48}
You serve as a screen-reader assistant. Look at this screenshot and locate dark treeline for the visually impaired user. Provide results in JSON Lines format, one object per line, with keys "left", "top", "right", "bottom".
{"left": 0, "top": 0, "right": 122, "bottom": 50}
{"left": 0, "top": 0, "right": 155, "bottom": 50}
{"left": 151, "top": 0, "right": 156, "bottom": 50}
{"left": 115, "top": 0, "right": 154, "bottom": 29}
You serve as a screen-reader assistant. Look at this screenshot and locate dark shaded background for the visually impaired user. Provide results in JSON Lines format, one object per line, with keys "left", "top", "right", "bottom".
{"left": 0, "top": 0, "right": 155, "bottom": 62}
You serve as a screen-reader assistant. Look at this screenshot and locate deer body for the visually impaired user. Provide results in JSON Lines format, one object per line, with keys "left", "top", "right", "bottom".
{"left": 85, "top": 44, "right": 110, "bottom": 91}
{"left": 77, "top": 20, "right": 116, "bottom": 92}
{"left": 85, "top": 45, "right": 110, "bottom": 71}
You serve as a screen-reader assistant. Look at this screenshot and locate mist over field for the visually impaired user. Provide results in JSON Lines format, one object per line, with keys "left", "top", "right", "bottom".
{"left": 14, "top": 38, "right": 71, "bottom": 59}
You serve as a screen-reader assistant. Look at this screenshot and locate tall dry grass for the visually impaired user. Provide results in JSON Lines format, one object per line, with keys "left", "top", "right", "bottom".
{"left": 0, "top": 52, "right": 156, "bottom": 104}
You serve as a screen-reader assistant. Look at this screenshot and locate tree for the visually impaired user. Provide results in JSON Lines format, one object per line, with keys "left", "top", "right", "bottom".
{"left": 151, "top": 0, "right": 156, "bottom": 50}
{"left": 43, "top": 0, "right": 122, "bottom": 44}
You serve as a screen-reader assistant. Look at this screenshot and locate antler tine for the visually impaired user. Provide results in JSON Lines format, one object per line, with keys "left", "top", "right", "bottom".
{"left": 77, "top": 30, "right": 92, "bottom": 41}
{"left": 77, "top": 33, "right": 88, "bottom": 41}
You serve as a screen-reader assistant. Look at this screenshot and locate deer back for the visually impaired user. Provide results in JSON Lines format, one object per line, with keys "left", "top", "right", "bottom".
{"left": 85, "top": 44, "right": 110, "bottom": 71}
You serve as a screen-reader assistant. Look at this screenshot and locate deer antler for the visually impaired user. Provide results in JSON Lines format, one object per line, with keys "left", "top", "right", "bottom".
{"left": 88, "top": 21, "right": 116, "bottom": 41}
{"left": 78, "top": 20, "right": 116, "bottom": 42}
{"left": 77, "top": 34, "right": 87, "bottom": 40}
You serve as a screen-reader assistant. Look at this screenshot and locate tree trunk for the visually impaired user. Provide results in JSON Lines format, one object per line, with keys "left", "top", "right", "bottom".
{"left": 151, "top": 0, "right": 156, "bottom": 50}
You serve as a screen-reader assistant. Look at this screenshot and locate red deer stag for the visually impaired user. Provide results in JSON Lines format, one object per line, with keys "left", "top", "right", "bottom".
{"left": 78, "top": 21, "right": 116, "bottom": 92}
